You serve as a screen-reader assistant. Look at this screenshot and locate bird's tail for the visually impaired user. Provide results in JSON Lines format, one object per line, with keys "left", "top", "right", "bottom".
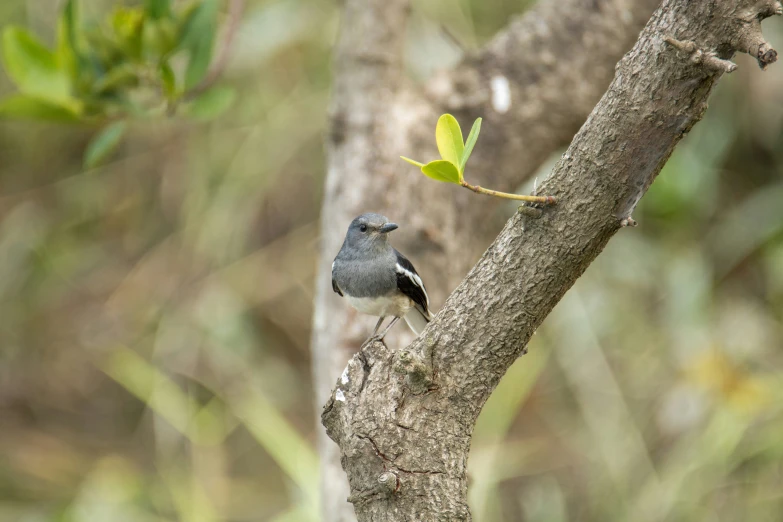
{"left": 403, "top": 306, "right": 431, "bottom": 336}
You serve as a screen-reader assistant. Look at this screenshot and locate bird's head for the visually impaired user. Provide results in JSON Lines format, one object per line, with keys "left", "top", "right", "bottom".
{"left": 344, "top": 213, "right": 398, "bottom": 251}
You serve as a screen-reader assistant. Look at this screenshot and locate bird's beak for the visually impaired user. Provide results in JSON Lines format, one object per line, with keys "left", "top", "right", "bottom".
{"left": 379, "top": 223, "right": 398, "bottom": 233}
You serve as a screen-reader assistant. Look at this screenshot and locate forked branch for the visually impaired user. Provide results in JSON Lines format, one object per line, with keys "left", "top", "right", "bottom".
{"left": 322, "top": 1, "right": 781, "bottom": 520}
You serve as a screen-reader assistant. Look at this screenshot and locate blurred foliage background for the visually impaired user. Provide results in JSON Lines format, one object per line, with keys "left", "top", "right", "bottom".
{"left": 1, "top": 1, "right": 782, "bottom": 521}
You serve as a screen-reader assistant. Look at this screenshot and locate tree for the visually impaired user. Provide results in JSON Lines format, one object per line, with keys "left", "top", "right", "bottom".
{"left": 314, "top": 0, "right": 781, "bottom": 520}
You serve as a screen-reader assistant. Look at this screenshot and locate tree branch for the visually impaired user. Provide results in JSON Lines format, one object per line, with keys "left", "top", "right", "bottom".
{"left": 321, "top": 0, "right": 780, "bottom": 519}
{"left": 428, "top": 0, "right": 663, "bottom": 193}
{"left": 313, "top": 1, "right": 661, "bottom": 520}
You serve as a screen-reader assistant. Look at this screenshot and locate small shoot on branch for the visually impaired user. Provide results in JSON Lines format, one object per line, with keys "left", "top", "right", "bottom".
{"left": 401, "top": 114, "right": 556, "bottom": 205}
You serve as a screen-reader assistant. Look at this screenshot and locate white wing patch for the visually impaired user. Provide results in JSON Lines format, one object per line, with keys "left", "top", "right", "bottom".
{"left": 396, "top": 263, "right": 429, "bottom": 306}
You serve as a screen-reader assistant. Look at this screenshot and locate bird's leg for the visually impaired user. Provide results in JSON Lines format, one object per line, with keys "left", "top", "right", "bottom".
{"left": 361, "top": 317, "right": 387, "bottom": 347}
{"left": 376, "top": 316, "right": 401, "bottom": 340}
{"left": 371, "top": 317, "right": 386, "bottom": 337}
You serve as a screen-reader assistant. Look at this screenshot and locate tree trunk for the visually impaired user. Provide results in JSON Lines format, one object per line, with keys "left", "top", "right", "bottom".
{"left": 312, "top": 0, "right": 661, "bottom": 519}
{"left": 319, "top": 0, "right": 781, "bottom": 520}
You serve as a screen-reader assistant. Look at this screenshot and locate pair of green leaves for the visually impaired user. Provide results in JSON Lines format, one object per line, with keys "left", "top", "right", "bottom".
{"left": 401, "top": 114, "right": 482, "bottom": 184}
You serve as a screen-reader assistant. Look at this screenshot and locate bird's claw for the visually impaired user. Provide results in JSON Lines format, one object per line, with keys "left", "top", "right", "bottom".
{"left": 362, "top": 334, "right": 386, "bottom": 349}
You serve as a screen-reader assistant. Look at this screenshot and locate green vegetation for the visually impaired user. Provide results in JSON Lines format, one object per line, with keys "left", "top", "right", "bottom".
{"left": 1, "top": 0, "right": 235, "bottom": 167}
{"left": 402, "top": 114, "right": 555, "bottom": 204}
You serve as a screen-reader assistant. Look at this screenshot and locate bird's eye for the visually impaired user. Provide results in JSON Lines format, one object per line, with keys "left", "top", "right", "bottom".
{"left": 359, "top": 224, "right": 368, "bottom": 232}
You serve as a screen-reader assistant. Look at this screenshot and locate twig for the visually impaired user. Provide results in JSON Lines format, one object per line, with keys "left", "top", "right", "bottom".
{"left": 663, "top": 36, "right": 737, "bottom": 73}
{"left": 459, "top": 180, "right": 557, "bottom": 205}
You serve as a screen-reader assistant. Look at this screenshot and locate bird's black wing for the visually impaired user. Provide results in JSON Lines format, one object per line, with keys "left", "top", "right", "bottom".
{"left": 331, "top": 261, "right": 343, "bottom": 296}
{"left": 394, "top": 250, "right": 430, "bottom": 316}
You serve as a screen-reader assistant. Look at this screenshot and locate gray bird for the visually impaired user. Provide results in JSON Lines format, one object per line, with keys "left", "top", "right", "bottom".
{"left": 332, "top": 213, "right": 432, "bottom": 342}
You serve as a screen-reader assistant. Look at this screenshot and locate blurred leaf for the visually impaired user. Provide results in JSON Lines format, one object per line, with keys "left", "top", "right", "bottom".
{"left": 461, "top": 117, "right": 481, "bottom": 172}
{"left": 84, "top": 121, "right": 127, "bottom": 168}
{"left": 93, "top": 63, "right": 139, "bottom": 94}
{"left": 178, "top": 0, "right": 219, "bottom": 90}
{"left": 0, "top": 94, "right": 79, "bottom": 121}
{"left": 473, "top": 346, "right": 549, "bottom": 444}
{"left": 229, "top": 384, "right": 320, "bottom": 507}
{"left": 111, "top": 7, "right": 146, "bottom": 60}
{"left": 469, "top": 345, "right": 550, "bottom": 520}
{"left": 144, "top": 18, "right": 179, "bottom": 57}
{"left": 159, "top": 61, "right": 177, "bottom": 97}
{"left": 421, "top": 159, "right": 460, "bottom": 184}
{"left": 145, "top": 0, "right": 173, "bottom": 20}
{"left": 436, "top": 114, "right": 464, "bottom": 174}
{"left": 83, "top": 27, "right": 125, "bottom": 69}
{"left": 707, "top": 181, "right": 783, "bottom": 277}
{"left": 57, "top": 0, "right": 81, "bottom": 81}
{"left": 400, "top": 156, "right": 425, "bottom": 168}
{"left": 2, "top": 26, "right": 74, "bottom": 105}
{"left": 102, "top": 346, "right": 228, "bottom": 445}
{"left": 186, "top": 85, "right": 236, "bottom": 120}
{"left": 160, "top": 466, "right": 219, "bottom": 522}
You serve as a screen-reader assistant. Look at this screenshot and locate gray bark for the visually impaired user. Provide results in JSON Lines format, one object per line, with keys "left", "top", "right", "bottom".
{"left": 312, "top": 1, "right": 661, "bottom": 519}
{"left": 320, "top": 0, "right": 781, "bottom": 520}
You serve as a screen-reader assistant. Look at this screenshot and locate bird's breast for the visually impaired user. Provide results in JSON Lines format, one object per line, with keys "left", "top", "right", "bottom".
{"left": 332, "top": 256, "right": 396, "bottom": 297}
{"left": 344, "top": 293, "right": 413, "bottom": 317}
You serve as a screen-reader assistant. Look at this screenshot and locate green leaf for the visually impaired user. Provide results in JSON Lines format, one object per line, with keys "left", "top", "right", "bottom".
{"left": 0, "top": 95, "right": 79, "bottom": 122}
{"left": 421, "top": 160, "right": 461, "bottom": 184}
{"left": 159, "top": 61, "right": 177, "bottom": 97}
{"left": 435, "top": 114, "right": 464, "bottom": 174}
{"left": 84, "top": 121, "right": 127, "bottom": 168}
{"left": 178, "top": 0, "right": 219, "bottom": 90}
{"left": 145, "top": 0, "right": 172, "bottom": 20}
{"left": 143, "top": 18, "right": 178, "bottom": 57}
{"left": 186, "top": 85, "right": 236, "bottom": 120}
{"left": 111, "top": 7, "right": 146, "bottom": 60}
{"left": 2, "top": 26, "right": 73, "bottom": 105}
{"left": 460, "top": 117, "right": 481, "bottom": 172}
{"left": 57, "top": 0, "right": 81, "bottom": 81}
{"left": 400, "top": 156, "right": 425, "bottom": 168}
{"left": 92, "top": 63, "right": 139, "bottom": 94}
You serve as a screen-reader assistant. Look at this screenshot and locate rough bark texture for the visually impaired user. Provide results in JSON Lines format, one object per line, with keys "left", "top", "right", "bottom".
{"left": 320, "top": 0, "right": 781, "bottom": 520}
{"left": 312, "top": 1, "right": 661, "bottom": 519}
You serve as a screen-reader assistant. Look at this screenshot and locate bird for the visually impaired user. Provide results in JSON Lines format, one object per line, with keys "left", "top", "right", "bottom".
{"left": 331, "top": 213, "right": 432, "bottom": 343}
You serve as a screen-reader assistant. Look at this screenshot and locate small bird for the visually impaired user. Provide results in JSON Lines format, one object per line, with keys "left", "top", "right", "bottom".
{"left": 332, "top": 213, "right": 432, "bottom": 343}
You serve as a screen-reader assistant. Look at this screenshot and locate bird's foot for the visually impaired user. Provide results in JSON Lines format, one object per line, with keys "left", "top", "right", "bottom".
{"left": 362, "top": 334, "right": 385, "bottom": 347}
{"left": 361, "top": 333, "right": 389, "bottom": 351}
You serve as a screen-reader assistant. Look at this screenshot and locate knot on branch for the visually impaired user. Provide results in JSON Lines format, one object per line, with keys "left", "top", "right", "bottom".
{"left": 741, "top": 37, "right": 778, "bottom": 69}
{"left": 756, "top": 0, "right": 783, "bottom": 18}
{"left": 664, "top": 37, "right": 737, "bottom": 73}
{"left": 517, "top": 205, "right": 544, "bottom": 219}
{"left": 734, "top": 2, "right": 781, "bottom": 69}
{"left": 347, "top": 471, "right": 400, "bottom": 505}
{"left": 394, "top": 341, "right": 436, "bottom": 394}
